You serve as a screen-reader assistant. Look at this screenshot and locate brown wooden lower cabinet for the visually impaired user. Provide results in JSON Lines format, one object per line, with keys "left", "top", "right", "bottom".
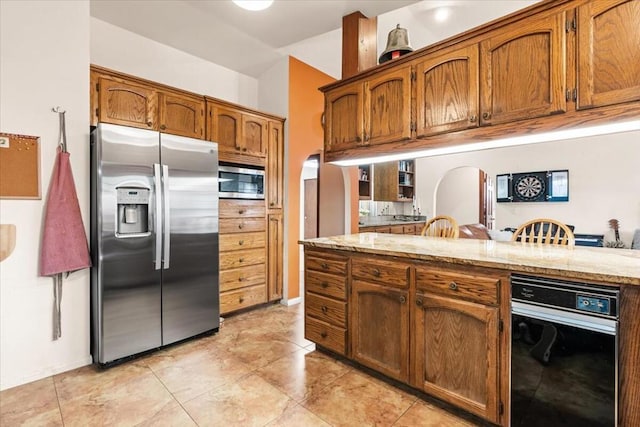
{"left": 413, "top": 292, "right": 500, "bottom": 423}
{"left": 351, "top": 280, "right": 410, "bottom": 383}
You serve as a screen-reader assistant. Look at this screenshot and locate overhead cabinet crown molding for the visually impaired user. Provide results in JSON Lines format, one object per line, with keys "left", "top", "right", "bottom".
{"left": 320, "top": 0, "right": 640, "bottom": 162}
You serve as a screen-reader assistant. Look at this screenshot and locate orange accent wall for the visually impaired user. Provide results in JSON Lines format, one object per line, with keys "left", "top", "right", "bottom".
{"left": 287, "top": 57, "right": 335, "bottom": 299}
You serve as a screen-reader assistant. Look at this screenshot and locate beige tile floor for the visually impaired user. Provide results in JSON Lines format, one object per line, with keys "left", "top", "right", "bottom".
{"left": 0, "top": 303, "right": 479, "bottom": 426}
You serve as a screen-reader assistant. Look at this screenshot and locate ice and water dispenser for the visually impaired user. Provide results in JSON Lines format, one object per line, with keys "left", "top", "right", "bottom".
{"left": 116, "top": 186, "right": 150, "bottom": 236}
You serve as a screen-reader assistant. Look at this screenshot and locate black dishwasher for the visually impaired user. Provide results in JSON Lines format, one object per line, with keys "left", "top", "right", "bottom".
{"left": 511, "top": 274, "right": 618, "bottom": 427}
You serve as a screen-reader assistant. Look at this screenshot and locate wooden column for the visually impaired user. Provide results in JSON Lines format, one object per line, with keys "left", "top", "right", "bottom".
{"left": 342, "top": 11, "right": 377, "bottom": 79}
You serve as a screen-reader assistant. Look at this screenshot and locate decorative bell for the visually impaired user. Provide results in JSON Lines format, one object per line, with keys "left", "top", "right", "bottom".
{"left": 379, "top": 24, "right": 414, "bottom": 64}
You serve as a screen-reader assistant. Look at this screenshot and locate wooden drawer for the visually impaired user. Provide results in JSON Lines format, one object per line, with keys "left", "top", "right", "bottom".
{"left": 306, "top": 252, "right": 348, "bottom": 276}
{"left": 220, "top": 263, "right": 265, "bottom": 292}
{"left": 220, "top": 218, "right": 265, "bottom": 234}
{"left": 352, "top": 257, "right": 410, "bottom": 289}
{"left": 220, "top": 231, "right": 265, "bottom": 252}
{"left": 415, "top": 267, "right": 500, "bottom": 305}
{"left": 389, "top": 224, "right": 405, "bottom": 234}
{"left": 220, "top": 284, "right": 267, "bottom": 315}
{"left": 219, "top": 199, "right": 265, "bottom": 219}
{"left": 305, "top": 316, "right": 346, "bottom": 355}
{"left": 220, "top": 248, "right": 265, "bottom": 270}
{"left": 306, "top": 270, "right": 347, "bottom": 300}
{"left": 306, "top": 292, "right": 347, "bottom": 327}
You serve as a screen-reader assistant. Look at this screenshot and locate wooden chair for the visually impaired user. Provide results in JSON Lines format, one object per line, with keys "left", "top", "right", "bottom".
{"left": 420, "top": 215, "right": 460, "bottom": 238}
{"left": 511, "top": 218, "right": 575, "bottom": 246}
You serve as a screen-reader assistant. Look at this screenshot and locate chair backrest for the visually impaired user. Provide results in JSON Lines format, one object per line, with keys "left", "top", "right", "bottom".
{"left": 421, "top": 215, "right": 460, "bottom": 238}
{"left": 511, "top": 218, "right": 575, "bottom": 246}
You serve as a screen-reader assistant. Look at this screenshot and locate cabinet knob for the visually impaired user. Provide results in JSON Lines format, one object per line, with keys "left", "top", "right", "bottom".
{"left": 321, "top": 262, "right": 329, "bottom": 270}
{"left": 238, "top": 240, "right": 244, "bottom": 245}
{"left": 320, "top": 331, "right": 328, "bottom": 338}
{"left": 355, "top": 135, "right": 362, "bottom": 143}
{"left": 239, "top": 297, "right": 245, "bottom": 303}
{"left": 238, "top": 223, "right": 244, "bottom": 229}
{"left": 449, "top": 281, "right": 458, "bottom": 290}
{"left": 482, "top": 112, "right": 491, "bottom": 120}
{"left": 235, "top": 146, "right": 241, "bottom": 151}
{"left": 416, "top": 299, "right": 423, "bottom": 307}
{"left": 238, "top": 277, "right": 245, "bottom": 282}
{"left": 242, "top": 148, "right": 247, "bottom": 152}
{"left": 373, "top": 268, "right": 381, "bottom": 277}
{"left": 239, "top": 209, "right": 245, "bottom": 214}
{"left": 469, "top": 115, "right": 477, "bottom": 122}
{"left": 321, "top": 306, "right": 328, "bottom": 314}
{"left": 399, "top": 295, "right": 406, "bottom": 304}
{"left": 321, "top": 281, "right": 328, "bottom": 288}
{"left": 239, "top": 257, "right": 244, "bottom": 263}
{"left": 160, "top": 124, "right": 166, "bottom": 130}
{"left": 270, "top": 202, "right": 275, "bottom": 207}
{"left": 146, "top": 121, "right": 153, "bottom": 127}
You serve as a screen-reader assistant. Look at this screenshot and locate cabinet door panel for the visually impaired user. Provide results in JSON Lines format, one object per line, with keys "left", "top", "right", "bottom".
{"left": 211, "top": 105, "right": 242, "bottom": 152}
{"left": 324, "top": 82, "right": 364, "bottom": 153}
{"left": 415, "top": 44, "right": 479, "bottom": 137}
{"left": 267, "top": 213, "right": 283, "bottom": 301}
{"left": 577, "top": 0, "right": 640, "bottom": 109}
{"left": 365, "top": 66, "right": 412, "bottom": 145}
{"left": 242, "top": 114, "right": 268, "bottom": 156}
{"left": 414, "top": 293, "right": 499, "bottom": 422}
{"left": 159, "top": 92, "right": 204, "bottom": 138}
{"left": 98, "top": 77, "right": 156, "bottom": 130}
{"left": 480, "top": 13, "right": 566, "bottom": 125}
{"left": 351, "top": 280, "right": 409, "bottom": 382}
{"left": 266, "top": 120, "right": 284, "bottom": 209}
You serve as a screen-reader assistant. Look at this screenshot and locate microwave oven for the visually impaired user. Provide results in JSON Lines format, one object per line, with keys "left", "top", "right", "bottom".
{"left": 218, "top": 164, "right": 265, "bottom": 199}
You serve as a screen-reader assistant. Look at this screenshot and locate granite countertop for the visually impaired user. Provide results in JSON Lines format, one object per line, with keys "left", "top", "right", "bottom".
{"left": 300, "top": 233, "right": 640, "bottom": 286}
{"left": 359, "top": 215, "right": 426, "bottom": 227}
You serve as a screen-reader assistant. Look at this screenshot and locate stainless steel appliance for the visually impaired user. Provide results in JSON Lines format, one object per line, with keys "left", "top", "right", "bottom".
{"left": 90, "top": 123, "right": 219, "bottom": 365}
{"left": 511, "top": 274, "right": 618, "bottom": 426}
{"left": 218, "top": 164, "right": 264, "bottom": 199}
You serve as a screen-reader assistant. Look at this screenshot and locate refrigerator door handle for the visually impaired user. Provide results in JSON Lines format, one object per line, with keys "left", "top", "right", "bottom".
{"left": 162, "top": 164, "right": 171, "bottom": 269}
{"left": 153, "top": 163, "right": 163, "bottom": 270}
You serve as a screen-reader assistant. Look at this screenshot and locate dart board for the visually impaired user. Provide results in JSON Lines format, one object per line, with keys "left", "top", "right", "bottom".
{"left": 514, "top": 173, "right": 546, "bottom": 201}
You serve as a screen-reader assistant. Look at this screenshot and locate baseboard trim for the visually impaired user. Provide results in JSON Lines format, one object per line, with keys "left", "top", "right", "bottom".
{"left": 282, "top": 297, "right": 301, "bottom": 306}
{"left": 1, "top": 355, "right": 93, "bottom": 391}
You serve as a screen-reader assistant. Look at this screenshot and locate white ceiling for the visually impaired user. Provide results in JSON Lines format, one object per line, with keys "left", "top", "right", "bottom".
{"left": 90, "top": 0, "right": 421, "bottom": 78}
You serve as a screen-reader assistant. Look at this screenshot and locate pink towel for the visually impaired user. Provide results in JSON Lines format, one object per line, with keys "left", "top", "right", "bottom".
{"left": 40, "top": 148, "right": 91, "bottom": 276}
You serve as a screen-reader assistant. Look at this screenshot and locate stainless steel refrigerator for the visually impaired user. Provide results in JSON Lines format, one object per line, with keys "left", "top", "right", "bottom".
{"left": 90, "top": 123, "right": 219, "bottom": 365}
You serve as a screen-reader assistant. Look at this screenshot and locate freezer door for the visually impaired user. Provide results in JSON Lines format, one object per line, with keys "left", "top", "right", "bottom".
{"left": 92, "top": 123, "right": 162, "bottom": 363}
{"left": 160, "top": 133, "right": 219, "bottom": 345}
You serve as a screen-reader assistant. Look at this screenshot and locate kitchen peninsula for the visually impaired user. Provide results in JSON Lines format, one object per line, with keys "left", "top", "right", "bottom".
{"left": 300, "top": 233, "right": 640, "bottom": 426}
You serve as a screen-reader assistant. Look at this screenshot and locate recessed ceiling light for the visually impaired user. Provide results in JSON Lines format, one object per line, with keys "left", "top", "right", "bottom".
{"left": 434, "top": 7, "right": 450, "bottom": 22}
{"left": 232, "top": 0, "right": 273, "bottom": 11}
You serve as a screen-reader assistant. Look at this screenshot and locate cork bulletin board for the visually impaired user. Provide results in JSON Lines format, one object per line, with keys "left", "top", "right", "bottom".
{"left": 0, "top": 132, "right": 41, "bottom": 199}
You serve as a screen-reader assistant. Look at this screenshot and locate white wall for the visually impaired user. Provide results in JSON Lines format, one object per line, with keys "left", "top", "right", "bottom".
{"left": 0, "top": 0, "right": 91, "bottom": 390}
{"left": 436, "top": 167, "right": 480, "bottom": 224}
{"left": 91, "top": 18, "right": 259, "bottom": 108}
{"left": 414, "top": 131, "right": 640, "bottom": 245}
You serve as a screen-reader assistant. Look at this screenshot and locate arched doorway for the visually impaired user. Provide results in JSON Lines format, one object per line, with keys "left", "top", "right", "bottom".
{"left": 435, "top": 166, "right": 495, "bottom": 229}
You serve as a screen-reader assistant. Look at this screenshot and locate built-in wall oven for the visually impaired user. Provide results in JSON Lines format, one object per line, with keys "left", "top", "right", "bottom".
{"left": 511, "top": 274, "right": 618, "bottom": 427}
{"left": 218, "top": 164, "right": 264, "bottom": 199}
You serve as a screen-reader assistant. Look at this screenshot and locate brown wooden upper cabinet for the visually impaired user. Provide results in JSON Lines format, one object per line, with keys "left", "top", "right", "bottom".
{"left": 324, "top": 81, "right": 364, "bottom": 152}
{"left": 364, "top": 66, "right": 413, "bottom": 145}
{"left": 479, "top": 11, "right": 567, "bottom": 126}
{"left": 266, "top": 120, "right": 284, "bottom": 209}
{"left": 95, "top": 74, "right": 205, "bottom": 139}
{"left": 158, "top": 92, "right": 205, "bottom": 139}
{"left": 576, "top": 0, "right": 640, "bottom": 109}
{"left": 97, "top": 76, "right": 157, "bottom": 130}
{"left": 415, "top": 44, "right": 480, "bottom": 137}
{"left": 208, "top": 101, "right": 267, "bottom": 157}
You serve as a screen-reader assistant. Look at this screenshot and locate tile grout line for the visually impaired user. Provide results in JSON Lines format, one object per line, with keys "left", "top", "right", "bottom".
{"left": 51, "top": 375, "right": 66, "bottom": 426}
{"left": 146, "top": 364, "right": 202, "bottom": 426}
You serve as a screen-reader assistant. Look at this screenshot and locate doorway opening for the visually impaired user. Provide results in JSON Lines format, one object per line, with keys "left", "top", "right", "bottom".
{"left": 435, "top": 166, "right": 495, "bottom": 229}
